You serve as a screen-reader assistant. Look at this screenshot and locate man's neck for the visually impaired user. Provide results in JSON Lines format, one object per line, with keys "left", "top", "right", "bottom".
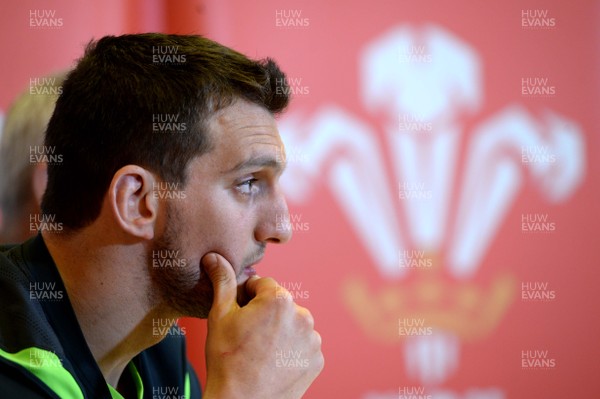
{"left": 42, "top": 226, "right": 174, "bottom": 388}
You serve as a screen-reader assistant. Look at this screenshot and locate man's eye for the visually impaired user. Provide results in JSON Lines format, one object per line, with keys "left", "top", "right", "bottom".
{"left": 237, "top": 178, "right": 259, "bottom": 195}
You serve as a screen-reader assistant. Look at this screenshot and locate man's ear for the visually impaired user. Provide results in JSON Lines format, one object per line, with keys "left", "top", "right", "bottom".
{"left": 108, "top": 165, "right": 159, "bottom": 240}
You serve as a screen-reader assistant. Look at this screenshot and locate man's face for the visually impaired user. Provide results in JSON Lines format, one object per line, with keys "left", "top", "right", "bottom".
{"left": 150, "top": 99, "right": 292, "bottom": 318}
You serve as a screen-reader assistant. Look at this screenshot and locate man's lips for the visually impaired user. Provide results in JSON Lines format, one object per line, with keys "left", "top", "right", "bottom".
{"left": 240, "top": 249, "right": 264, "bottom": 279}
{"left": 244, "top": 265, "right": 258, "bottom": 277}
{"left": 242, "top": 255, "right": 263, "bottom": 277}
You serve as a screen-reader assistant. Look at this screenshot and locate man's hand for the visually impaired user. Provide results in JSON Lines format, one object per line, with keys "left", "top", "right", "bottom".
{"left": 201, "top": 252, "right": 324, "bottom": 399}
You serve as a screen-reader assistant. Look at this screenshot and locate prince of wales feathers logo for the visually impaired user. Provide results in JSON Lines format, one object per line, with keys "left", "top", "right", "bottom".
{"left": 278, "top": 25, "right": 584, "bottom": 397}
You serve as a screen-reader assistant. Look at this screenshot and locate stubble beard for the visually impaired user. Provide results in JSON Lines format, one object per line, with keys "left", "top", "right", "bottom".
{"left": 148, "top": 202, "right": 267, "bottom": 317}
{"left": 149, "top": 203, "right": 213, "bottom": 318}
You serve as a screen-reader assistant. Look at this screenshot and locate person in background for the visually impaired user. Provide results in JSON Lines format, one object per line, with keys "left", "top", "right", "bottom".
{"left": 0, "top": 72, "right": 66, "bottom": 243}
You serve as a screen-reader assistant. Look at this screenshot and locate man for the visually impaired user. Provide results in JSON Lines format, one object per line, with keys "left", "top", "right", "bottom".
{"left": 0, "top": 34, "right": 323, "bottom": 398}
{"left": 0, "top": 73, "right": 66, "bottom": 243}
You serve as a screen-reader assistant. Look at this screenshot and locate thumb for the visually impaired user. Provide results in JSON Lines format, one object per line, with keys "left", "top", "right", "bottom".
{"left": 202, "top": 252, "right": 238, "bottom": 316}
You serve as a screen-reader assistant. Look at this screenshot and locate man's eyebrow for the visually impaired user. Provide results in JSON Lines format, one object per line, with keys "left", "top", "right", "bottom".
{"left": 224, "top": 155, "right": 286, "bottom": 175}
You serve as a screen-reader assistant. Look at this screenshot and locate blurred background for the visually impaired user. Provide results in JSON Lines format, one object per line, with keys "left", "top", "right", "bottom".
{"left": 1, "top": 1, "right": 599, "bottom": 398}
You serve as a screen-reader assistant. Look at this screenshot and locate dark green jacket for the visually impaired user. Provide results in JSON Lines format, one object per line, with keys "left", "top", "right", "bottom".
{"left": 0, "top": 235, "right": 201, "bottom": 399}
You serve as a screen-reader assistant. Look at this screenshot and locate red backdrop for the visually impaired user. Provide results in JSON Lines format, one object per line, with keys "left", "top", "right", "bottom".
{"left": 1, "top": 1, "right": 599, "bottom": 398}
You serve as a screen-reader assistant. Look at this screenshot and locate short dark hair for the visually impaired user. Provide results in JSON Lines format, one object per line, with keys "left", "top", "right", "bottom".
{"left": 41, "top": 33, "right": 290, "bottom": 231}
